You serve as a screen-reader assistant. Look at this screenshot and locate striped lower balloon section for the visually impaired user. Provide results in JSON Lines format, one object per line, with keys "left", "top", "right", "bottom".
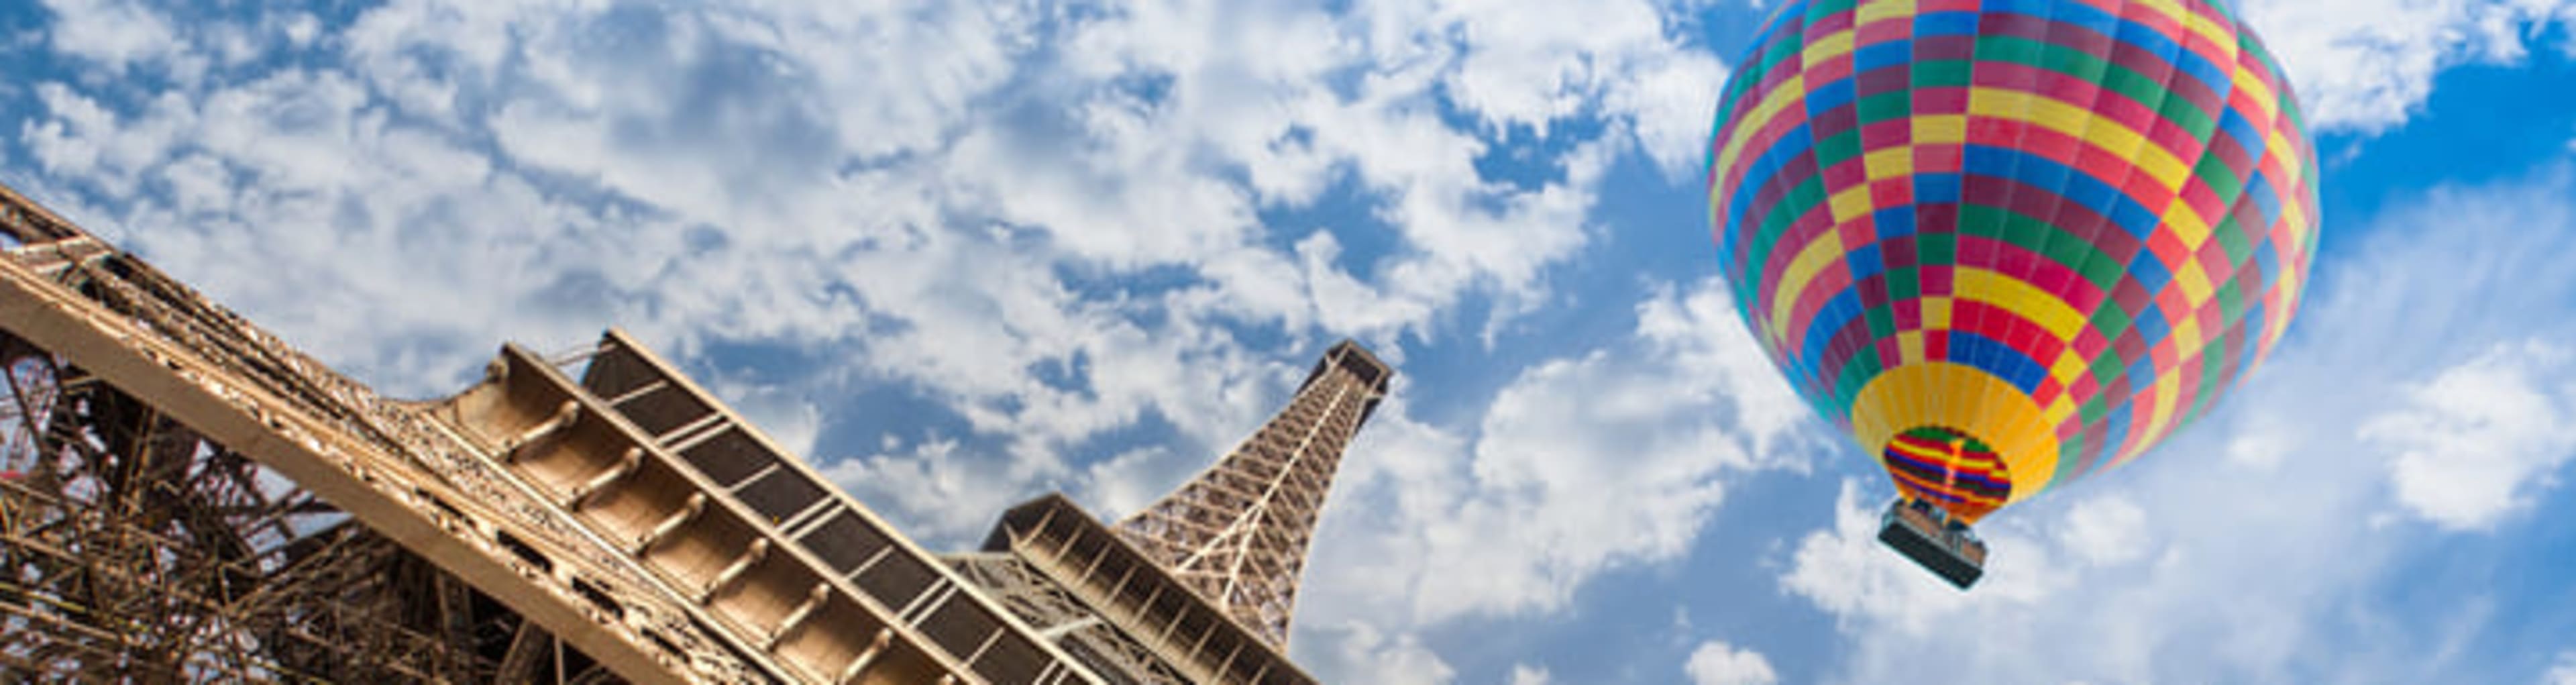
{"left": 1705, "top": 0, "right": 2320, "bottom": 517}
{"left": 1882, "top": 425, "right": 2010, "bottom": 521}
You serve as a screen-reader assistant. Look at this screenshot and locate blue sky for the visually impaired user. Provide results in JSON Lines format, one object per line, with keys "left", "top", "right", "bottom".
{"left": 6, "top": 0, "right": 2576, "bottom": 683}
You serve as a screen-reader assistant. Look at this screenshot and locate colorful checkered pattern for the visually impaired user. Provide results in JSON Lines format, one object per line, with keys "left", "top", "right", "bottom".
{"left": 1707, "top": 0, "right": 2318, "bottom": 521}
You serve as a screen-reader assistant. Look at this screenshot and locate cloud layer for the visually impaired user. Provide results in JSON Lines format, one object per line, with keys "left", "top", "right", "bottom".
{"left": 2242, "top": 0, "right": 2576, "bottom": 132}
{"left": 6, "top": 0, "right": 1731, "bottom": 680}
{"left": 1686, "top": 640, "right": 1780, "bottom": 685}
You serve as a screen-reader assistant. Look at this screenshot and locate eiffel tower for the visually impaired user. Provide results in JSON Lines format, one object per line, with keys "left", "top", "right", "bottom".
{"left": 947, "top": 341, "right": 1389, "bottom": 683}
{"left": 0, "top": 180, "right": 1387, "bottom": 684}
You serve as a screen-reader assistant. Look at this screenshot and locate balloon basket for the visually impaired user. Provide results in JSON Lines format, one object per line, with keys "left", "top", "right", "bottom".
{"left": 1878, "top": 497, "right": 1987, "bottom": 589}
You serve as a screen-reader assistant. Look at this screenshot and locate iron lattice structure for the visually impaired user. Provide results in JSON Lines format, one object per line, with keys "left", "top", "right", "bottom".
{"left": 0, "top": 176, "right": 1379, "bottom": 684}
{"left": 0, "top": 182, "right": 1113, "bottom": 684}
{"left": 1112, "top": 342, "right": 1389, "bottom": 647}
{"left": 935, "top": 342, "right": 1390, "bottom": 685}
{"left": 0, "top": 335, "right": 614, "bottom": 682}
{"left": 0, "top": 185, "right": 759, "bottom": 683}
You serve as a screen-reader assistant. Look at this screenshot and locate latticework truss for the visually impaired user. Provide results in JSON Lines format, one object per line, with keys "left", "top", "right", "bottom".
{"left": 1112, "top": 341, "right": 1389, "bottom": 647}
{"left": 0, "top": 325, "right": 618, "bottom": 682}
{"left": 0, "top": 173, "right": 1367, "bottom": 684}
{"left": 0, "top": 180, "right": 1115, "bottom": 684}
{"left": 948, "top": 552, "right": 1193, "bottom": 685}
{"left": 0, "top": 185, "right": 765, "bottom": 683}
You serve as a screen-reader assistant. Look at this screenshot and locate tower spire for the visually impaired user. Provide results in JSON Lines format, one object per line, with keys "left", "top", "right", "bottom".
{"left": 1113, "top": 339, "right": 1392, "bottom": 647}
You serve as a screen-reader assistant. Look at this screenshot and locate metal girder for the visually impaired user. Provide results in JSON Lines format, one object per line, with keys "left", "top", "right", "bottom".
{"left": 448, "top": 331, "right": 1110, "bottom": 685}
{"left": 0, "top": 183, "right": 773, "bottom": 684}
{"left": 0, "top": 336, "right": 586, "bottom": 682}
{"left": 1112, "top": 341, "right": 1389, "bottom": 648}
{"left": 0, "top": 178, "right": 1375, "bottom": 685}
{"left": 943, "top": 345, "right": 1394, "bottom": 685}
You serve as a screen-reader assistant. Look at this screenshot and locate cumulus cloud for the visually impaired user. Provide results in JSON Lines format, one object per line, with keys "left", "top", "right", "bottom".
{"left": 1685, "top": 640, "right": 1778, "bottom": 685}
{"left": 2548, "top": 650, "right": 2576, "bottom": 685}
{"left": 38, "top": 0, "right": 184, "bottom": 74}
{"left": 15, "top": 64, "right": 674, "bottom": 394}
{"left": 1614, "top": 44, "right": 1731, "bottom": 179}
{"left": 2369, "top": 341, "right": 2576, "bottom": 530}
{"left": 1296, "top": 277, "right": 1814, "bottom": 651}
{"left": 1780, "top": 165, "right": 2576, "bottom": 684}
{"left": 8, "top": 3, "right": 1750, "bottom": 680}
{"left": 1241, "top": 277, "right": 1823, "bottom": 681}
{"left": 2240, "top": 0, "right": 2576, "bottom": 132}
{"left": 1303, "top": 622, "right": 1456, "bottom": 685}
{"left": 1408, "top": 0, "right": 1728, "bottom": 176}
{"left": 1780, "top": 481, "right": 2071, "bottom": 637}
{"left": 818, "top": 437, "right": 1034, "bottom": 545}
{"left": 7, "top": 0, "right": 1731, "bottom": 517}
{"left": 2057, "top": 494, "right": 2153, "bottom": 568}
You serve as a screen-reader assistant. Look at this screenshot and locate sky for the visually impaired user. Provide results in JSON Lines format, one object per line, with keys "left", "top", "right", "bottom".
{"left": 5, "top": 0, "right": 2576, "bottom": 683}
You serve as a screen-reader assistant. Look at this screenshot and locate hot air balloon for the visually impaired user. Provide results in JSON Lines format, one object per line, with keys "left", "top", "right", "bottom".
{"left": 1705, "top": 0, "right": 2318, "bottom": 587}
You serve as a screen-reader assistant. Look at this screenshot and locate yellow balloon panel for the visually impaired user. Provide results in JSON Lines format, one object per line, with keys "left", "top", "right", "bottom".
{"left": 1851, "top": 362, "right": 2062, "bottom": 520}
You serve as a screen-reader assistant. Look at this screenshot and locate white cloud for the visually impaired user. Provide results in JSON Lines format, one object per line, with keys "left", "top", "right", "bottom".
{"left": 2546, "top": 650, "right": 2576, "bottom": 685}
{"left": 38, "top": 0, "right": 182, "bottom": 74}
{"left": 2369, "top": 340, "right": 2576, "bottom": 530}
{"left": 2057, "top": 494, "right": 2153, "bottom": 568}
{"left": 1612, "top": 46, "right": 1730, "bottom": 179}
{"left": 279, "top": 11, "right": 322, "bottom": 46}
{"left": 13, "top": 66, "right": 676, "bottom": 395}
{"left": 702, "top": 374, "right": 826, "bottom": 459}
{"left": 820, "top": 437, "right": 1033, "bottom": 545}
{"left": 1779, "top": 481, "right": 2069, "bottom": 637}
{"left": 1684, "top": 640, "right": 1778, "bottom": 685}
{"left": 2240, "top": 0, "right": 2576, "bottom": 132}
{"left": 1507, "top": 664, "right": 1554, "bottom": 685}
{"left": 1780, "top": 166, "right": 2576, "bottom": 684}
{"left": 1076, "top": 445, "right": 1187, "bottom": 526}
{"left": 1407, "top": 0, "right": 1729, "bottom": 179}
{"left": 1299, "top": 277, "right": 1813, "bottom": 635}
{"left": 1041, "top": 0, "right": 1727, "bottom": 347}
{"left": 1305, "top": 622, "right": 1456, "bottom": 685}
{"left": 20, "top": 82, "right": 191, "bottom": 197}
{"left": 10, "top": 0, "right": 1735, "bottom": 525}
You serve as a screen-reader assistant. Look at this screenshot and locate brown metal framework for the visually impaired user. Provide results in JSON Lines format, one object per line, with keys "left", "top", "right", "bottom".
{"left": 0, "top": 178, "right": 1132, "bottom": 684}
{"left": 950, "top": 494, "right": 1316, "bottom": 685}
{"left": 1113, "top": 341, "right": 1389, "bottom": 647}
{"left": 0, "top": 176, "right": 1377, "bottom": 684}
{"left": 937, "top": 341, "right": 1393, "bottom": 685}
{"left": 445, "top": 329, "right": 1110, "bottom": 685}
{"left": 0, "top": 184, "right": 765, "bottom": 682}
{"left": 0, "top": 335, "right": 614, "bottom": 682}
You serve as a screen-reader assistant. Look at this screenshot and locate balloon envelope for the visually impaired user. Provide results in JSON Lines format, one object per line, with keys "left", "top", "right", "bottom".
{"left": 1706, "top": 0, "right": 2319, "bottom": 523}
